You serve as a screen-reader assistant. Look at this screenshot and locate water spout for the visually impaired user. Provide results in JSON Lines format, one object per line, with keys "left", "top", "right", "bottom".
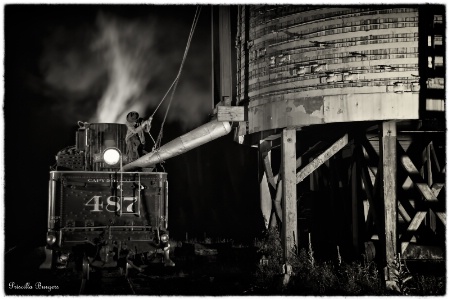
{"left": 121, "top": 121, "right": 231, "bottom": 171}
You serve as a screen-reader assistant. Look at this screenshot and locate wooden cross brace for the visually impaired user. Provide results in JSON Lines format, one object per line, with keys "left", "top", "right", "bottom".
{"left": 397, "top": 142, "right": 446, "bottom": 254}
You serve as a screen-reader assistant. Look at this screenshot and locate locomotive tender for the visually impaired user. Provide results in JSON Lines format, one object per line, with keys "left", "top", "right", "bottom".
{"left": 41, "top": 122, "right": 174, "bottom": 275}
{"left": 41, "top": 119, "right": 232, "bottom": 276}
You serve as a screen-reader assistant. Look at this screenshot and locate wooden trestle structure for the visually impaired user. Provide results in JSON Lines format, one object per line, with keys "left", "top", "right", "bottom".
{"left": 254, "top": 120, "right": 445, "bottom": 282}
{"left": 212, "top": 5, "right": 445, "bottom": 284}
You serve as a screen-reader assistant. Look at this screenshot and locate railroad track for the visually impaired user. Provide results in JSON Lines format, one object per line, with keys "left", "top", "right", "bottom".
{"left": 5, "top": 244, "right": 253, "bottom": 295}
{"left": 79, "top": 268, "right": 135, "bottom": 295}
{"left": 78, "top": 264, "right": 181, "bottom": 295}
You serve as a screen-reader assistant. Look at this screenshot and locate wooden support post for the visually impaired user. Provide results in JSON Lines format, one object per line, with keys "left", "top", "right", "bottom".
{"left": 282, "top": 128, "right": 298, "bottom": 261}
{"left": 380, "top": 121, "right": 397, "bottom": 282}
{"left": 219, "top": 6, "right": 232, "bottom": 101}
{"left": 212, "top": 6, "right": 232, "bottom": 108}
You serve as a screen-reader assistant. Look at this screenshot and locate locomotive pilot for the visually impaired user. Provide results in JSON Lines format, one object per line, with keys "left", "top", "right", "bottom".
{"left": 125, "top": 111, "right": 152, "bottom": 161}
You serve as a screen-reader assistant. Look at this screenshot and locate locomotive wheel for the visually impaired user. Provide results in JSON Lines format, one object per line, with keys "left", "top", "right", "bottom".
{"left": 79, "top": 256, "right": 90, "bottom": 294}
{"left": 82, "top": 256, "right": 90, "bottom": 280}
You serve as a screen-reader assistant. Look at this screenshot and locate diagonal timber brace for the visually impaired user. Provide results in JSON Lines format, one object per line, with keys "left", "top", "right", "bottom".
{"left": 398, "top": 141, "right": 446, "bottom": 254}
{"left": 296, "top": 134, "right": 348, "bottom": 184}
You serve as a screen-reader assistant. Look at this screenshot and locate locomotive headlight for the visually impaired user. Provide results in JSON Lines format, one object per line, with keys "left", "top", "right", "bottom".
{"left": 46, "top": 234, "right": 56, "bottom": 245}
{"left": 160, "top": 234, "right": 169, "bottom": 243}
{"left": 103, "top": 148, "right": 121, "bottom": 165}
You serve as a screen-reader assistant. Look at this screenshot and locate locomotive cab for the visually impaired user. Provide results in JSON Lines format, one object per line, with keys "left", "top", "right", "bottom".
{"left": 41, "top": 122, "right": 174, "bottom": 275}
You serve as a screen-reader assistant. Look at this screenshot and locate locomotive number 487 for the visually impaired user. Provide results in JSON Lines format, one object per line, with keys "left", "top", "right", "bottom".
{"left": 85, "top": 196, "right": 137, "bottom": 213}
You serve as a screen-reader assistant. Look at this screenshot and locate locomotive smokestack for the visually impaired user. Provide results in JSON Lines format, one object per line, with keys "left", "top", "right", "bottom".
{"left": 121, "top": 121, "right": 231, "bottom": 171}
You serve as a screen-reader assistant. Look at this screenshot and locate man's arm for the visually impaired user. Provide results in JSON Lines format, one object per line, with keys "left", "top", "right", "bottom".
{"left": 125, "top": 120, "right": 150, "bottom": 141}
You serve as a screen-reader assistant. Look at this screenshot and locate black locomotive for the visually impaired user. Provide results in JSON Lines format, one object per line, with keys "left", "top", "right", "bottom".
{"left": 40, "top": 122, "right": 174, "bottom": 278}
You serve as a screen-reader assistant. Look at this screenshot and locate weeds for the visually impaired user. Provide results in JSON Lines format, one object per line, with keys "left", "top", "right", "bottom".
{"left": 339, "top": 258, "right": 383, "bottom": 295}
{"left": 388, "top": 253, "right": 413, "bottom": 295}
{"left": 253, "top": 228, "right": 444, "bottom": 295}
{"left": 413, "top": 274, "right": 446, "bottom": 295}
{"left": 253, "top": 227, "right": 284, "bottom": 291}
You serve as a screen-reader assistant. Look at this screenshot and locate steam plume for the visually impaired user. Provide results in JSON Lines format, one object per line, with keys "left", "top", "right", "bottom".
{"left": 38, "top": 9, "right": 211, "bottom": 130}
{"left": 93, "top": 14, "right": 158, "bottom": 123}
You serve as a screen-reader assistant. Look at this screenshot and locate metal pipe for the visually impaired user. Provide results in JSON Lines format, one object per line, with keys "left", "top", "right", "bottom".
{"left": 121, "top": 121, "right": 231, "bottom": 171}
{"left": 165, "top": 180, "right": 169, "bottom": 230}
{"left": 48, "top": 173, "right": 56, "bottom": 230}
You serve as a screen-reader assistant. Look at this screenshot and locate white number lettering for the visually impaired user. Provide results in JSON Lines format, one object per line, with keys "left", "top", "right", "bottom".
{"left": 106, "top": 196, "right": 121, "bottom": 212}
{"left": 84, "top": 196, "right": 137, "bottom": 213}
{"left": 123, "top": 197, "right": 137, "bottom": 213}
{"left": 85, "top": 196, "right": 103, "bottom": 212}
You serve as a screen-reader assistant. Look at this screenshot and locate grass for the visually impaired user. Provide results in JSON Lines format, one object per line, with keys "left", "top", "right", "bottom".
{"left": 252, "top": 227, "right": 445, "bottom": 295}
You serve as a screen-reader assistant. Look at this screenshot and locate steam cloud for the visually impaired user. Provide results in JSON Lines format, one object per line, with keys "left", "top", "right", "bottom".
{"left": 93, "top": 14, "right": 159, "bottom": 123}
{"left": 39, "top": 9, "right": 211, "bottom": 130}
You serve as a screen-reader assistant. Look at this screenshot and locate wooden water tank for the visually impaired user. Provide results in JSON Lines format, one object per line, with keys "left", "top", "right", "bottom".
{"left": 236, "top": 6, "right": 421, "bottom": 134}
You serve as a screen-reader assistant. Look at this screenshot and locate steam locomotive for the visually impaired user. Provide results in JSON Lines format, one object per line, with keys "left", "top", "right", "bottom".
{"left": 40, "top": 117, "right": 231, "bottom": 278}
{"left": 40, "top": 122, "right": 174, "bottom": 277}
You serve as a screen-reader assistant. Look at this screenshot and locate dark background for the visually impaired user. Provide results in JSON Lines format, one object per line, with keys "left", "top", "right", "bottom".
{"left": 4, "top": 4, "right": 263, "bottom": 251}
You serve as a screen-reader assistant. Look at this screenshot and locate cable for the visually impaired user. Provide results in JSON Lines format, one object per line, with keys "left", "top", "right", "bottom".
{"left": 153, "top": 6, "right": 202, "bottom": 151}
{"left": 151, "top": 6, "right": 201, "bottom": 119}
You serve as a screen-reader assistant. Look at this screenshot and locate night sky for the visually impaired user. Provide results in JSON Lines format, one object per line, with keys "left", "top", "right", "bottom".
{"left": 4, "top": 4, "right": 263, "bottom": 250}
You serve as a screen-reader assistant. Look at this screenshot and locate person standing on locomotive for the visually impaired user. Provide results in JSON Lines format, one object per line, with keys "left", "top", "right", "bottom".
{"left": 125, "top": 111, "right": 152, "bottom": 161}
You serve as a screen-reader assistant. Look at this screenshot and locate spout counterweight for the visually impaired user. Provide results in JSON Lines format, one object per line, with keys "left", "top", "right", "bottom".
{"left": 121, "top": 121, "right": 231, "bottom": 171}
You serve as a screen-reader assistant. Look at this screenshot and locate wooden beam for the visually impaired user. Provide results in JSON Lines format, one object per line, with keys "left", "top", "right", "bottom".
{"left": 351, "top": 158, "right": 364, "bottom": 254}
{"left": 329, "top": 156, "right": 344, "bottom": 243}
{"left": 358, "top": 145, "right": 382, "bottom": 238}
{"left": 401, "top": 211, "right": 427, "bottom": 254}
{"left": 260, "top": 141, "right": 276, "bottom": 189}
{"left": 426, "top": 144, "right": 436, "bottom": 232}
{"left": 263, "top": 157, "right": 276, "bottom": 189}
{"left": 436, "top": 212, "right": 446, "bottom": 226}
{"left": 296, "top": 141, "right": 322, "bottom": 169}
{"left": 398, "top": 195, "right": 417, "bottom": 220}
{"left": 273, "top": 179, "right": 283, "bottom": 223}
{"left": 398, "top": 203, "right": 412, "bottom": 223}
{"left": 380, "top": 121, "right": 397, "bottom": 280}
{"left": 273, "top": 140, "right": 322, "bottom": 181}
{"left": 296, "top": 134, "right": 348, "bottom": 184}
{"left": 398, "top": 144, "right": 439, "bottom": 202}
{"left": 397, "top": 169, "right": 420, "bottom": 220}
{"left": 426, "top": 144, "right": 433, "bottom": 187}
{"left": 430, "top": 142, "right": 441, "bottom": 172}
{"left": 407, "top": 211, "right": 427, "bottom": 231}
{"left": 282, "top": 128, "right": 298, "bottom": 261}
{"left": 361, "top": 136, "right": 379, "bottom": 166}
{"left": 365, "top": 166, "right": 381, "bottom": 238}
{"left": 217, "top": 106, "right": 247, "bottom": 122}
{"left": 264, "top": 133, "right": 281, "bottom": 141}
{"left": 260, "top": 172, "right": 272, "bottom": 229}
{"left": 219, "top": 6, "right": 232, "bottom": 100}
{"left": 431, "top": 183, "right": 444, "bottom": 197}
{"left": 259, "top": 141, "right": 274, "bottom": 228}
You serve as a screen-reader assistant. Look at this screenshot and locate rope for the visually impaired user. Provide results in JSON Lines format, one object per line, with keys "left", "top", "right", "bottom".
{"left": 152, "top": 6, "right": 201, "bottom": 118}
{"left": 152, "top": 6, "right": 202, "bottom": 151}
